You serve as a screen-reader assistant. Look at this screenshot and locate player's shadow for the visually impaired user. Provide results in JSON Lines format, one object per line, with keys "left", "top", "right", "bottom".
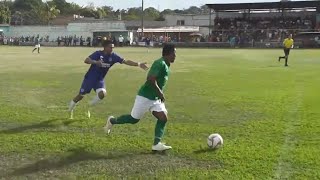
{"left": 8, "top": 147, "right": 147, "bottom": 177}
{"left": 0, "top": 118, "right": 79, "bottom": 134}
{"left": 193, "top": 147, "right": 218, "bottom": 154}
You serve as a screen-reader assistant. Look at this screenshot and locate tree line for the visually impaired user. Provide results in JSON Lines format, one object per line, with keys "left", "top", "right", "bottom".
{"left": 0, "top": 0, "right": 210, "bottom": 25}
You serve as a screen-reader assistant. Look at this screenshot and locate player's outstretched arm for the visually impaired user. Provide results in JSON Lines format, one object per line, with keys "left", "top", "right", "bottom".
{"left": 84, "top": 57, "right": 97, "bottom": 65}
{"left": 84, "top": 57, "right": 106, "bottom": 67}
{"left": 123, "top": 60, "right": 149, "bottom": 70}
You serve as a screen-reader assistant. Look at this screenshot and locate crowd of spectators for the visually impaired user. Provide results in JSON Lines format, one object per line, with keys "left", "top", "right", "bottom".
{"left": 209, "top": 16, "right": 316, "bottom": 44}
{"left": 0, "top": 15, "right": 318, "bottom": 46}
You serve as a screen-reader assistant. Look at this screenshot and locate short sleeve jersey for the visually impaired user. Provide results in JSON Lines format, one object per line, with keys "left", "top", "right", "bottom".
{"left": 138, "top": 57, "right": 170, "bottom": 100}
{"left": 84, "top": 51, "right": 124, "bottom": 81}
{"left": 283, "top": 38, "right": 294, "bottom": 49}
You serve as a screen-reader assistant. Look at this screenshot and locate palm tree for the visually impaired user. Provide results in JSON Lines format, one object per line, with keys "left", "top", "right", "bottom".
{"left": 44, "top": 2, "right": 60, "bottom": 25}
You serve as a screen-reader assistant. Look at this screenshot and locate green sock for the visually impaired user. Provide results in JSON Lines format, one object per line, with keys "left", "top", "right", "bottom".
{"left": 154, "top": 119, "right": 167, "bottom": 145}
{"left": 110, "top": 115, "right": 139, "bottom": 125}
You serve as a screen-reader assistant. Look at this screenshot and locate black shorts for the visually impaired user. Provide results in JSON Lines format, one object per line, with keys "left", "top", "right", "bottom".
{"left": 284, "top": 48, "right": 290, "bottom": 56}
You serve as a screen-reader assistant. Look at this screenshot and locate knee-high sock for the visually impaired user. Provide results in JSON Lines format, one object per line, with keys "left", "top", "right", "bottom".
{"left": 111, "top": 115, "right": 140, "bottom": 124}
{"left": 154, "top": 119, "right": 167, "bottom": 145}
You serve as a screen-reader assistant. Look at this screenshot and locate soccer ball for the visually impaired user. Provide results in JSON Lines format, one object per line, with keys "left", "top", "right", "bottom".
{"left": 207, "top": 133, "right": 223, "bottom": 149}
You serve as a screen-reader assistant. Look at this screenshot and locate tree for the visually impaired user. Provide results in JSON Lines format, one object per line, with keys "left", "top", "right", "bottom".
{"left": 12, "top": 0, "right": 44, "bottom": 25}
{"left": 51, "top": 0, "right": 81, "bottom": 15}
{"left": 96, "top": 7, "right": 107, "bottom": 19}
{"left": 200, "top": 5, "right": 210, "bottom": 14}
{"left": 101, "top": 6, "right": 113, "bottom": 16}
{"left": 80, "top": 8, "right": 96, "bottom": 18}
{"left": 0, "top": 3, "right": 11, "bottom": 24}
{"left": 1, "top": 0, "right": 14, "bottom": 10}
{"left": 173, "top": 9, "right": 183, "bottom": 14}
{"left": 160, "top": 9, "right": 174, "bottom": 15}
{"left": 51, "top": 0, "right": 67, "bottom": 14}
{"left": 183, "top": 6, "right": 202, "bottom": 14}
{"left": 11, "top": 11, "right": 23, "bottom": 25}
{"left": 30, "top": 3, "right": 47, "bottom": 24}
{"left": 13, "top": 0, "right": 43, "bottom": 11}
{"left": 121, "top": 7, "right": 141, "bottom": 20}
{"left": 127, "top": 7, "right": 141, "bottom": 16}
{"left": 45, "top": 3, "right": 60, "bottom": 24}
{"left": 144, "top": 7, "right": 160, "bottom": 20}
{"left": 86, "top": 2, "right": 95, "bottom": 10}
{"left": 155, "top": 15, "right": 165, "bottom": 21}
{"left": 65, "top": 2, "right": 82, "bottom": 15}
{"left": 4, "top": 1, "right": 214, "bottom": 25}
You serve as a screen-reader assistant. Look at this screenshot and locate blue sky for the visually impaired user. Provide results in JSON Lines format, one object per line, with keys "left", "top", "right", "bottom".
{"left": 66, "top": 0, "right": 306, "bottom": 11}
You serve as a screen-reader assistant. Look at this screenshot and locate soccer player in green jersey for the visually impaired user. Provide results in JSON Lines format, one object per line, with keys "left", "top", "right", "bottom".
{"left": 104, "top": 44, "right": 176, "bottom": 151}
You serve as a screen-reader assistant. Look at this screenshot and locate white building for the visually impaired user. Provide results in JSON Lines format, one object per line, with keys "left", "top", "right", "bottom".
{"left": 164, "top": 14, "right": 215, "bottom": 36}
{"left": 7, "top": 21, "right": 127, "bottom": 41}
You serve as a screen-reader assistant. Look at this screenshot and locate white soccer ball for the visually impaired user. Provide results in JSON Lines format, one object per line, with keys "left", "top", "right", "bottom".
{"left": 207, "top": 133, "right": 223, "bottom": 149}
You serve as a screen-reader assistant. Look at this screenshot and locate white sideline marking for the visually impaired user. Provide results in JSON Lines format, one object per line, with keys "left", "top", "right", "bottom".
{"left": 274, "top": 89, "right": 303, "bottom": 179}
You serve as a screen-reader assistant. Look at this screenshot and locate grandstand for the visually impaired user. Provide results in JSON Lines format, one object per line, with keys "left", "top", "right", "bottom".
{"left": 205, "top": 0, "right": 320, "bottom": 48}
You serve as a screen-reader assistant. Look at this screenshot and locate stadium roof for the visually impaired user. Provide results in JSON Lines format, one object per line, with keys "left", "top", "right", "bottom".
{"left": 206, "top": 1, "right": 320, "bottom": 11}
{"left": 137, "top": 26, "right": 199, "bottom": 33}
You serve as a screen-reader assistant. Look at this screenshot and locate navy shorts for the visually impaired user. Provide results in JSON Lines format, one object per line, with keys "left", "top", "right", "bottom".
{"left": 79, "top": 78, "right": 105, "bottom": 95}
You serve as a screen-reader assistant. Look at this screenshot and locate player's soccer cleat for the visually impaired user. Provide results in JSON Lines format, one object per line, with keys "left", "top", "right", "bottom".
{"left": 152, "top": 142, "right": 172, "bottom": 151}
{"left": 278, "top": 57, "right": 281, "bottom": 62}
{"left": 104, "top": 116, "right": 114, "bottom": 134}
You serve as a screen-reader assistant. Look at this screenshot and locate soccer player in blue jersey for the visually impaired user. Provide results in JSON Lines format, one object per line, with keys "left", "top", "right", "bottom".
{"left": 68, "top": 40, "right": 148, "bottom": 119}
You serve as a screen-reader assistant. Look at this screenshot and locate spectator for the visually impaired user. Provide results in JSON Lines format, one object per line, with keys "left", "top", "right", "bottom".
{"left": 119, "top": 35, "right": 124, "bottom": 47}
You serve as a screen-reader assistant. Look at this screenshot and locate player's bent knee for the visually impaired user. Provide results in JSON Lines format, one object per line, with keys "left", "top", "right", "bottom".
{"left": 152, "top": 111, "right": 168, "bottom": 122}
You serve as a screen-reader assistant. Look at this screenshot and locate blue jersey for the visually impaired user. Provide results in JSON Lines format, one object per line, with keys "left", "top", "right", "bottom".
{"left": 84, "top": 51, "right": 124, "bottom": 81}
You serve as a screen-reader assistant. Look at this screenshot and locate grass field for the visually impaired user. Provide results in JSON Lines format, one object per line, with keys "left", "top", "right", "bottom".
{"left": 0, "top": 46, "right": 320, "bottom": 179}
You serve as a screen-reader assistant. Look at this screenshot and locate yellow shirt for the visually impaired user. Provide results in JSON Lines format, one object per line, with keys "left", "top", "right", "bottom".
{"left": 283, "top": 38, "right": 294, "bottom": 49}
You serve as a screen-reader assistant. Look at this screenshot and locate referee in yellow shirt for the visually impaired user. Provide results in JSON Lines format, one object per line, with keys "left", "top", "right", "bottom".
{"left": 279, "top": 34, "right": 294, "bottom": 67}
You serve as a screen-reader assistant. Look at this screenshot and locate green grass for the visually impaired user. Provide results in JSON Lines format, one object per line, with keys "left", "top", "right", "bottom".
{"left": 0, "top": 46, "right": 320, "bottom": 179}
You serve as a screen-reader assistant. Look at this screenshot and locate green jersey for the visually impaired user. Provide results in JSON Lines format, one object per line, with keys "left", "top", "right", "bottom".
{"left": 138, "top": 57, "right": 170, "bottom": 100}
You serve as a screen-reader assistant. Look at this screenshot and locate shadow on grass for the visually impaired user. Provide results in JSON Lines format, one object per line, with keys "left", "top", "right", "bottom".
{"left": 0, "top": 118, "right": 79, "bottom": 134}
{"left": 8, "top": 147, "right": 150, "bottom": 177}
{"left": 193, "top": 147, "right": 218, "bottom": 154}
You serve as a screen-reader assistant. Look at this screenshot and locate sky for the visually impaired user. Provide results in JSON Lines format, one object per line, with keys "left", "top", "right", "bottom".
{"left": 65, "top": 0, "right": 307, "bottom": 11}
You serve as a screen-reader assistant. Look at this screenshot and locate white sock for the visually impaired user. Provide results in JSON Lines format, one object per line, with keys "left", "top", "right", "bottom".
{"left": 89, "top": 96, "right": 101, "bottom": 106}
{"left": 68, "top": 100, "right": 77, "bottom": 111}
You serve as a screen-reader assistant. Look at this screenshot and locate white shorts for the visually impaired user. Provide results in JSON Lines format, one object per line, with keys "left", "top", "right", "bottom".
{"left": 34, "top": 44, "right": 40, "bottom": 48}
{"left": 131, "top": 95, "right": 167, "bottom": 119}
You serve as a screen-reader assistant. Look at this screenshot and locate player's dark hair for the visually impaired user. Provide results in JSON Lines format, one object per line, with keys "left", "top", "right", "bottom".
{"left": 162, "top": 44, "right": 175, "bottom": 56}
{"left": 102, "top": 40, "right": 113, "bottom": 47}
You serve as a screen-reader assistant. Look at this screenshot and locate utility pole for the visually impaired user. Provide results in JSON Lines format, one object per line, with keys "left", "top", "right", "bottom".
{"left": 45, "top": 0, "right": 50, "bottom": 26}
{"left": 141, "top": 0, "right": 144, "bottom": 37}
{"left": 209, "top": 9, "right": 212, "bottom": 36}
